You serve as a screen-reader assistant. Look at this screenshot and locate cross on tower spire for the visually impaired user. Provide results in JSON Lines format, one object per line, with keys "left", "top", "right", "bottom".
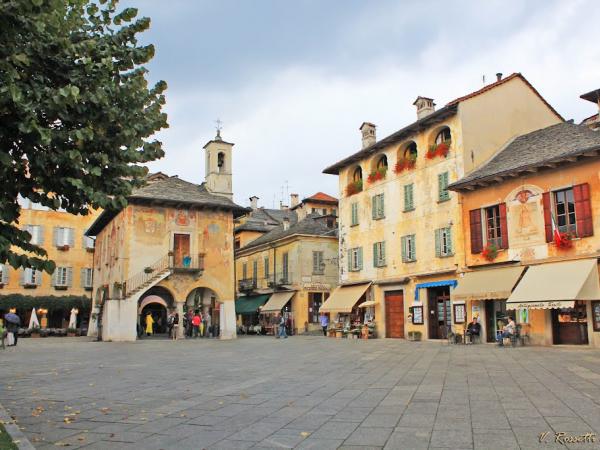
{"left": 215, "top": 118, "right": 223, "bottom": 140}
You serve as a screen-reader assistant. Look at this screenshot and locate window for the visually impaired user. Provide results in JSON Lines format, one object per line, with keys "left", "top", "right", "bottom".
{"left": 264, "top": 257, "right": 269, "bottom": 279}
{"left": 253, "top": 260, "right": 258, "bottom": 285}
{"left": 54, "top": 267, "right": 72, "bottom": 287}
{"left": 435, "top": 227, "right": 453, "bottom": 257}
{"left": 401, "top": 234, "right": 416, "bottom": 262}
{"left": 54, "top": 227, "right": 74, "bottom": 248}
{"left": 322, "top": 208, "right": 327, "bottom": 215}
{"left": 372, "top": 194, "right": 385, "bottom": 219}
{"left": 376, "top": 155, "right": 388, "bottom": 171}
{"left": 438, "top": 172, "right": 450, "bottom": 202}
{"left": 332, "top": 208, "right": 337, "bottom": 216}
{"left": 352, "top": 167, "right": 362, "bottom": 182}
{"left": 282, "top": 252, "right": 289, "bottom": 283}
{"left": 351, "top": 202, "right": 359, "bottom": 226}
{"left": 83, "top": 236, "right": 95, "bottom": 250}
{"left": 485, "top": 205, "right": 502, "bottom": 247}
{"left": 242, "top": 262, "right": 247, "bottom": 280}
{"left": 554, "top": 188, "right": 576, "bottom": 234}
{"left": 0, "top": 264, "right": 8, "bottom": 285}
{"left": 435, "top": 127, "right": 451, "bottom": 145}
{"left": 217, "top": 152, "right": 225, "bottom": 172}
{"left": 234, "top": 239, "right": 241, "bottom": 250}
{"left": 24, "top": 225, "right": 43, "bottom": 245}
{"left": 312, "top": 208, "right": 317, "bottom": 213}
{"left": 22, "top": 268, "right": 41, "bottom": 286}
{"left": 313, "top": 251, "right": 324, "bottom": 274}
{"left": 404, "top": 184, "right": 414, "bottom": 212}
{"left": 592, "top": 301, "right": 600, "bottom": 332}
{"left": 81, "top": 268, "right": 93, "bottom": 289}
{"left": 405, "top": 141, "right": 418, "bottom": 159}
{"left": 347, "top": 247, "right": 363, "bottom": 272}
{"left": 308, "top": 293, "right": 323, "bottom": 323}
{"left": 373, "top": 241, "right": 386, "bottom": 267}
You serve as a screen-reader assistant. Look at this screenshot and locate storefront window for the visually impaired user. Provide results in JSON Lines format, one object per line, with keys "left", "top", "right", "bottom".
{"left": 308, "top": 293, "right": 323, "bottom": 323}
{"left": 592, "top": 301, "right": 600, "bottom": 332}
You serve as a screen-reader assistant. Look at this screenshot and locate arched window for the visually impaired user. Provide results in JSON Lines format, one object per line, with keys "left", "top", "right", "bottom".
{"left": 435, "top": 127, "right": 451, "bottom": 145}
{"left": 404, "top": 142, "right": 418, "bottom": 159}
{"left": 217, "top": 152, "right": 225, "bottom": 172}
{"left": 352, "top": 167, "right": 362, "bottom": 182}
{"left": 376, "top": 155, "right": 388, "bottom": 171}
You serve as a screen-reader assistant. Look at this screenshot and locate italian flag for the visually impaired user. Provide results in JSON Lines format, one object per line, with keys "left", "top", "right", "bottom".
{"left": 551, "top": 212, "right": 563, "bottom": 245}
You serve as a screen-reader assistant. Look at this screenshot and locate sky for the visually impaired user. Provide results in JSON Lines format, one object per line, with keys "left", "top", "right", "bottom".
{"left": 122, "top": 0, "right": 600, "bottom": 208}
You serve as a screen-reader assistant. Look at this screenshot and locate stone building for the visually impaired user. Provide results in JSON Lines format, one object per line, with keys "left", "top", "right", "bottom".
{"left": 449, "top": 122, "right": 600, "bottom": 347}
{"left": 86, "top": 132, "right": 246, "bottom": 341}
{"left": 0, "top": 199, "right": 100, "bottom": 329}
{"left": 234, "top": 194, "right": 338, "bottom": 334}
{"left": 322, "top": 73, "right": 563, "bottom": 339}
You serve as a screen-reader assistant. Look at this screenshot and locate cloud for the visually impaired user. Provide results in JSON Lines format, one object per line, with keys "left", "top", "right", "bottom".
{"left": 140, "top": 0, "right": 600, "bottom": 207}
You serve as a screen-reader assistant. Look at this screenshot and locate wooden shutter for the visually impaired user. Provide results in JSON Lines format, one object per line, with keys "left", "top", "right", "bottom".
{"left": 498, "top": 203, "right": 509, "bottom": 249}
{"left": 542, "top": 192, "right": 553, "bottom": 243}
{"left": 379, "top": 194, "right": 385, "bottom": 218}
{"left": 574, "top": 183, "right": 593, "bottom": 238}
{"left": 37, "top": 226, "right": 44, "bottom": 245}
{"left": 371, "top": 196, "right": 377, "bottom": 219}
{"left": 52, "top": 268, "right": 59, "bottom": 286}
{"left": 411, "top": 235, "right": 416, "bottom": 261}
{"left": 372, "top": 243, "right": 378, "bottom": 267}
{"left": 53, "top": 227, "right": 61, "bottom": 246}
{"left": 67, "top": 267, "right": 73, "bottom": 287}
{"left": 357, "top": 247, "right": 363, "bottom": 270}
{"left": 380, "top": 241, "right": 386, "bottom": 265}
{"left": 67, "top": 228, "right": 75, "bottom": 247}
{"left": 20, "top": 268, "right": 26, "bottom": 286}
{"left": 469, "top": 209, "right": 483, "bottom": 254}
{"left": 446, "top": 227, "right": 453, "bottom": 255}
{"left": 264, "top": 257, "right": 269, "bottom": 278}
{"left": 435, "top": 229, "right": 441, "bottom": 257}
{"left": 401, "top": 237, "right": 407, "bottom": 262}
{"left": 347, "top": 249, "right": 353, "bottom": 272}
{"left": 1, "top": 265, "right": 8, "bottom": 284}
{"left": 438, "top": 172, "right": 449, "bottom": 201}
{"left": 35, "top": 270, "right": 42, "bottom": 285}
{"left": 80, "top": 268, "right": 86, "bottom": 288}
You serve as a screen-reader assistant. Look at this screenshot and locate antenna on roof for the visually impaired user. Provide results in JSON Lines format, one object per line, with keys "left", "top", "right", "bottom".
{"left": 482, "top": 74, "right": 486, "bottom": 85}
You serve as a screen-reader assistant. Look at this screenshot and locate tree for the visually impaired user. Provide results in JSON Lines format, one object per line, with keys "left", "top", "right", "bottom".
{"left": 0, "top": 0, "right": 168, "bottom": 273}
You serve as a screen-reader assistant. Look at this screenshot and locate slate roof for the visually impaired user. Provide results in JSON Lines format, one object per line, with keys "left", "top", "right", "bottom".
{"left": 234, "top": 208, "right": 298, "bottom": 234}
{"left": 449, "top": 122, "right": 600, "bottom": 191}
{"left": 239, "top": 214, "right": 337, "bottom": 251}
{"left": 87, "top": 175, "right": 247, "bottom": 236}
{"left": 323, "top": 73, "right": 563, "bottom": 175}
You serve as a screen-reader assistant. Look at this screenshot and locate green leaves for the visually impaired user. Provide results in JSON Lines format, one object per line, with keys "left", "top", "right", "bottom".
{"left": 0, "top": 0, "right": 168, "bottom": 271}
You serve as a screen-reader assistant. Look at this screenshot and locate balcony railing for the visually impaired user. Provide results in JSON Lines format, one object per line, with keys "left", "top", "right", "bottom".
{"left": 238, "top": 278, "right": 257, "bottom": 292}
{"left": 171, "top": 253, "right": 205, "bottom": 273}
{"left": 267, "top": 273, "right": 293, "bottom": 288}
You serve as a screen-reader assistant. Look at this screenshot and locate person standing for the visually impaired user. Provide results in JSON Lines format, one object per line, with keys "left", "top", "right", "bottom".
{"left": 192, "top": 311, "right": 201, "bottom": 338}
{"left": 320, "top": 312, "right": 329, "bottom": 337}
{"left": 277, "top": 313, "right": 287, "bottom": 339}
{"left": 167, "top": 311, "right": 175, "bottom": 339}
{"left": 172, "top": 312, "right": 179, "bottom": 340}
{"left": 0, "top": 319, "right": 6, "bottom": 349}
{"left": 186, "top": 308, "right": 194, "bottom": 337}
{"left": 145, "top": 313, "right": 154, "bottom": 337}
{"left": 204, "top": 310, "right": 212, "bottom": 338}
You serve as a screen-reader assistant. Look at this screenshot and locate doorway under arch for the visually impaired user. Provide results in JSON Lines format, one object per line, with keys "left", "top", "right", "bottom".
{"left": 138, "top": 287, "right": 175, "bottom": 337}
{"left": 184, "top": 287, "right": 221, "bottom": 338}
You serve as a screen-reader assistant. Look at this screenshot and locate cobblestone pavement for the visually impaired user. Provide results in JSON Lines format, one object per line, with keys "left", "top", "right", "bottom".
{"left": 1, "top": 337, "right": 600, "bottom": 450}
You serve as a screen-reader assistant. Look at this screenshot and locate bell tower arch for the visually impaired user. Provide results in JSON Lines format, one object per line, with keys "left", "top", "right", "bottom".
{"left": 204, "top": 125, "right": 234, "bottom": 200}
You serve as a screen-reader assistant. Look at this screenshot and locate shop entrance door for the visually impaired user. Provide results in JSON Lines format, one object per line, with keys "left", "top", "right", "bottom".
{"left": 385, "top": 290, "right": 404, "bottom": 338}
{"left": 427, "top": 288, "right": 450, "bottom": 339}
{"left": 552, "top": 301, "right": 589, "bottom": 345}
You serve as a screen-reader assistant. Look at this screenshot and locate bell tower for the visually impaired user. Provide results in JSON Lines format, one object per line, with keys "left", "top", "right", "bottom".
{"left": 204, "top": 122, "right": 234, "bottom": 200}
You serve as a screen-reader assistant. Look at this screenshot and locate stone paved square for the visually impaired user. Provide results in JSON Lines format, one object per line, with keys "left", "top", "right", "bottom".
{"left": 1, "top": 337, "right": 600, "bottom": 449}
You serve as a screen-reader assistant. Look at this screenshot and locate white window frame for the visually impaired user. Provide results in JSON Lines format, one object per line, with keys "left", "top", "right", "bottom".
{"left": 83, "top": 268, "right": 93, "bottom": 288}
{"left": 374, "top": 241, "right": 386, "bottom": 267}
{"left": 402, "top": 234, "right": 416, "bottom": 262}
{"left": 24, "top": 268, "right": 39, "bottom": 285}
{"left": 313, "top": 251, "right": 324, "bottom": 275}
{"left": 438, "top": 227, "right": 453, "bottom": 257}
{"left": 55, "top": 267, "right": 68, "bottom": 287}
{"left": 350, "top": 248, "right": 361, "bottom": 271}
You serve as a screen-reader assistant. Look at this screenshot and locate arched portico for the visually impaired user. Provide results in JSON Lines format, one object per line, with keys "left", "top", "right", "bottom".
{"left": 138, "top": 287, "right": 175, "bottom": 338}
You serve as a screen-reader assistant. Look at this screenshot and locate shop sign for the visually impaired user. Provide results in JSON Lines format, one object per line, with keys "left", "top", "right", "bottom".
{"left": 303, "top": 282, "right": 330, "bottom": 291}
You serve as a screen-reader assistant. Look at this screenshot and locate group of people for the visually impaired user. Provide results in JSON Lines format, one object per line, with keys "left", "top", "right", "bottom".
{"left": 461, "top": 315, "right": 517, "bottom": 346}
{"left": 184, "top": 308, "right": 213, "bottom": 338}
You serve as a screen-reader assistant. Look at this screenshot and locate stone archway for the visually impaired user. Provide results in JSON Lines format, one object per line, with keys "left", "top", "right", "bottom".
{"left": 138, "top": 286, "right": 175, "bottom": 338}
{"left": 183, "top": 287, "right": 220, "bottom": 338}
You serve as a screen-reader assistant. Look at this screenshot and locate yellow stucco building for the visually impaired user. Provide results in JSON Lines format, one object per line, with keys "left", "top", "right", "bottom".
{"left": 234, "top": 193, "right": 338, "bottom": 334}
{"left": 0, "top": 199, "right": 100, "bottom": 329}
{"left": 322, "top": 73, "right": 563, "bottom": 339}
{"left": 86, "top": 132, "right": 247, "bottom": 341}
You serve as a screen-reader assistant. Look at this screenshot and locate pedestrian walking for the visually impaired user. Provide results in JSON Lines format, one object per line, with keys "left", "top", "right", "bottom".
{"left": 277, "top": 313, "right": 287, "bottom": 339}
{"left": 0, "top": 319, "right": 6, "bottom": 349}
{"left": 4, "top": 312, "right": 20, "bottom": 347}
{"left": 167, "top": 311, "right": 175, "bottom": 338}
{"left": 186, "top": 308, "right": 194, "bottom": 337}
{"left": 145, "top": 313, "right": 154, "bottom": 336}
{"left": 172, "top": 312, "right": 179, "bottom": 340}
{"left": 320, "top": 312, "right": 329, "bottom": 336}
{"left": 192, "top": 311, "right": 201, "bottom": 338}
{"left": 204, "top": 311, "right": 212, "bottom": 338}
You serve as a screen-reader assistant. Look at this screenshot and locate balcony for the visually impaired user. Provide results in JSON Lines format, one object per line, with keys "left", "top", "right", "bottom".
{"left": 267, "top": 273, "right": 294, "bottom": 288}
{"left": 170, "top": 253, "right": 205, "bottom": 274}
{"left": 238, "top": 278, "right": 257, "bottom": 292}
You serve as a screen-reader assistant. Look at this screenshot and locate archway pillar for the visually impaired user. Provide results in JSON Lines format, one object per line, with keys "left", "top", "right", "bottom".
{"left": 176, "top": 301, "right": 185, "bottom": 339}
{"left": 219, "top": 300, "right": 237, "bottom": 340}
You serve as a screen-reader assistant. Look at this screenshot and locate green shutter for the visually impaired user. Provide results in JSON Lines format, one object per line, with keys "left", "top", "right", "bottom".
{"left": 371, "top": 196, "right": 376, "bottom": 219}
{"left": 401, "top": 236, "right": 407, "bottom": 262}
{"left": 379, "top": 194, "right": 385, "bottom": 218}
{"left": 380, "top": 241, "right": 386, "bottom": 265}
{"left": 348, "top": 249, "right": 352, "bottom": 272}
{"left": 408, "top": 184, "right": 414, "bottom": 210}
{"left": 438, "top": 172, "right": 449, "bottom": 201}
{"left": 411, "top": 234, "right": 416, "bottom": 261}
{"left": 435, "top": 229, "right": 441, "bottom": 257}
{"left": 446, "top": 227, "right": 453, "bottom": 255}
{"left": 358, "top": 247, "right": 363, "bottom": 270}
{"left": 372, "top": 243, "right": 378, "bottom": 267}
{"left": 404, "top": 185, "right": 414, "bottom": 211}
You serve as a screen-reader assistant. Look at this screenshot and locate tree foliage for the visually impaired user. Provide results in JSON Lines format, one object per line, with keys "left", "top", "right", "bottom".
{"left": 0, "top": 294, "right": 92, "bottom": 313}
{"left": 0, "top": 0, "right": 168, "bottom": 273}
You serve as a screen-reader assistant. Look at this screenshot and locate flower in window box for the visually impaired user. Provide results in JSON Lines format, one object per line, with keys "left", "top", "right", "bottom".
{"left": 367, "top": 167, "right": 387, "bottom": 184}
{"left": 58, "top": 244, "right": 70, "bottom": 251}
{"left": 482, "top": 242, "right": 498, "bottom": 261}
{"left": 426, "top": 141, "right": 450, "bottom": 160}
{"left": 556, "top": 232, "right": 574, "bottom": 249}
{"left": 144, "top": 267, "right": 154, "bottom": 274}
{"left": 394, "top": 154, "right": 417, "bottom": 173}
{"left": 346, "top": 180, "right": 363, "bottom": 196}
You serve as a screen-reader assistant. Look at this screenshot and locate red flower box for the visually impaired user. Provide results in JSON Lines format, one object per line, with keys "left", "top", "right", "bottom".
{"left": 394, "top": 156, "right": 417, "bottom": 173}
{"left": 346, "top": 180, "right": 363, "bottom": 196}
{"left": 367, "top": 167, "right": 387, "bottom": 184}
{"left": 556, "top": 232, "right": 574, "bottom": 249}
{"left": 427, "top": 141, "right": 451, "bottom": 160}
{"left": 482, "top": 243, "right": 498, "bottom": 261}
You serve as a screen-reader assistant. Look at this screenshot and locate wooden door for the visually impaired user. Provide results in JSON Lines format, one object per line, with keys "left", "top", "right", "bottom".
{"left": 173, "top": 234, "right": 190, "bottom": 267}
{"left": 552, "top": 301, "right": 589, "bottom": 345}
{"left": 428, "top": 290, "right": 439, "bottom": 339}
{"left": 385, "top": 291, "right": 404, "bottom": 338}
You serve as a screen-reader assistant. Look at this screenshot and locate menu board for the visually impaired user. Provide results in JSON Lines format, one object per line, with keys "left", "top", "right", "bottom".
{"left": 453, "top": 303, "right": 466, "bottom": 324}
{"left": 592, "top": 301, "right": 600, "bottom": 332}
{"left": 411, "top": 306, "right": 423, "bottom": 324}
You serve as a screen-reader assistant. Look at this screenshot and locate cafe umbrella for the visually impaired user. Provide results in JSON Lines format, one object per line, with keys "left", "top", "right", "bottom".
{"left": 4, "top": 313, "right": 20, "bottom": 325}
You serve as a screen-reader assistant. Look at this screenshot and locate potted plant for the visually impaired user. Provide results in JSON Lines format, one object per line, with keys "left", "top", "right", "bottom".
{"left": 407, "top": 330, "right": 422, "bottom": 341}
{"left": 556, "top": 232, "right": 574, "bottom": 249}
{"left": 482, "top": 242, "right": 498, "bottom": 261}
{"left": 367, "top": 166, "right": 387, "bottom": 184}
{"left": 426, "top": 141, "right": 451, "bottom": 160}
{"left": 67, "top": 327, "right": 78, "bottom": 337}
{"left": 394, "top": 154, "right": 417, "bottom": 173}
{"left": 57, "top": 244, "right": 70, "bottom": 251}
{"left": 144, "top": 267, "right": 154, "bottom": 274}
{"left": 346, "top": 180, "right": 363, "bottom": 196}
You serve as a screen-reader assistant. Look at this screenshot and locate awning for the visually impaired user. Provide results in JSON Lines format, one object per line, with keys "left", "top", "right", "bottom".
{"left": 415, "top": 280, "right": 457, "bottom": 301}
{"left": 358, "top": 300, "right": 376, "bottom": 308}
{"left": 235, "top": 295, "right": 269, "bottom": 315}
{"left": 320, "top": 283, "right": 371, "bottom": 313}
{"left": 452, "top": 266, "right": 525, "bottom": 302}
{"left": 507, "top": 258, "right": 600, "bottom": 310}
{"left": 261, "top": 291, "right": 295, "bottom": 313}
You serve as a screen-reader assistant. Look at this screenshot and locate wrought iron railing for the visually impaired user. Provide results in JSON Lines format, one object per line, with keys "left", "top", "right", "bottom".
{"left": 238, "top": 278, "right": 257, "bottom": 291}
{"left": 123, "top": 253, "right": 171, "bottom": 298}
{"left": 172, "top": 253, "right": 205, "bottom": 272}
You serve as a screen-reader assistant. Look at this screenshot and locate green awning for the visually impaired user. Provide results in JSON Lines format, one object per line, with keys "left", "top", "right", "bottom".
{"left": 235, "top": 294, "right": 269, "bottom": 315}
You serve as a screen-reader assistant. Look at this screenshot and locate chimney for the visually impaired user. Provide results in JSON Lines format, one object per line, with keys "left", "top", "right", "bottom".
{"left": 359, "top": 122, "right": 376, "bottom": 149}
{"left": 282, "top": 217, "right": 290, "bottom": 230}
{"left": 290, "top": 193, "right": 299, "bottom": 208}
{"left": 496, "top": 73, "right": 503, "bottom": 82}
{"left": 279, "top": 201, "right": 288, "bottom": 210}
{"left": 249, "top": 196, "right": 259, "bottom": 210}
{"left": 413, "top": 97, "right": 436, "bottom": 120}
